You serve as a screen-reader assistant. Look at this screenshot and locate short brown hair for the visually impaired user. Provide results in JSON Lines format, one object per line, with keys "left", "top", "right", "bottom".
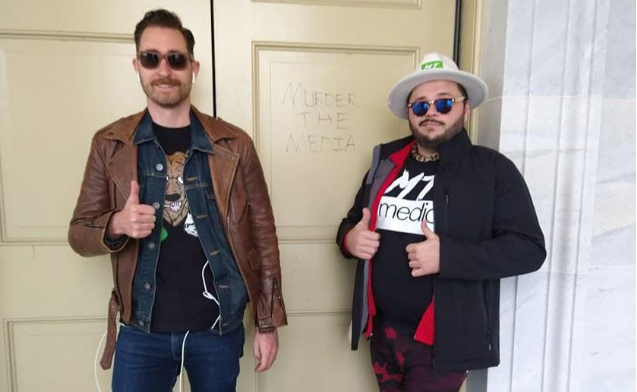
{"left": 134, "top": 9, "right": 195, "bottom": 56}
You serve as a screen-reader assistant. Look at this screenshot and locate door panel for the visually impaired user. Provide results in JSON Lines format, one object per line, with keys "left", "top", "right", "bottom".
{"left": 0, "top": 39, "right": 144, "bottom": 241}
{"left": 0, "top": 1, "right": 212, "bottom": 391}
{"left": 255, "top": 43, "right": 414, "bottom": 241}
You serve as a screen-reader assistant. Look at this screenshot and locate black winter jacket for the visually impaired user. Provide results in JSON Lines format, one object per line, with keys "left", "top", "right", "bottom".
{"left": 336, "top": 129, "right": 546, "bottom": 371}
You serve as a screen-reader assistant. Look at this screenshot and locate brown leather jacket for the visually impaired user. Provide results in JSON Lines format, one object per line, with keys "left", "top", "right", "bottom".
{"left": 69, "top": 107, "right": 287, "bottom": 368}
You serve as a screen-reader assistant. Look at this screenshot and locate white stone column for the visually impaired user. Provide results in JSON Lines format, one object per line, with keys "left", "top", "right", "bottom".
{"left": 469, "top": 0, "right": 635, "bottom": 391}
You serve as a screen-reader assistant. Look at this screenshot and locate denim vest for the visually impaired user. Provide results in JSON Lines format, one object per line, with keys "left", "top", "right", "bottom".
{"left": 129, "top": 111, "right": 248, "bottom": 334}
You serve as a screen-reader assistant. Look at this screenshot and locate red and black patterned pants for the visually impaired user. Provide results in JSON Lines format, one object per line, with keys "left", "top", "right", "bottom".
{"left": 370, "top": 319, "right": 466, "bottom": 392}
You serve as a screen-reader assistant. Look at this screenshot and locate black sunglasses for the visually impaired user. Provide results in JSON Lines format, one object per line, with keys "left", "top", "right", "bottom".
{"left": 137, "top": 51, "right": 193, "bottom": 70}
{"left": 407, "top": 96, "right": 466, "bottom": 116}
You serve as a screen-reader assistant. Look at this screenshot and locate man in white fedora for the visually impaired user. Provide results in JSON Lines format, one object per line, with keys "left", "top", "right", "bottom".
{"left": 336, "top": 52, "right": 546, "bottom": 391}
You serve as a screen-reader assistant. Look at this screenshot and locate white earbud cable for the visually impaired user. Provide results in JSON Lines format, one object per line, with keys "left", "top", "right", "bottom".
{"left": 178, "top": 330, "right": 190, "bottom": 392}
{"left": 94, "top": 330, "right": 108, "bottom": 392}
{"left": 95, "top": 261, "right": 220, "bottom": 392}
{"left": 201, "top": 261, "right": 221, "bottom": 332}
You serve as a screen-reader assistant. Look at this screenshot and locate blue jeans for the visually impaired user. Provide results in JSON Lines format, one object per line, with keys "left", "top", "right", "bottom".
{"left": 112, "top": 324, "right": 244, "bottom": 392}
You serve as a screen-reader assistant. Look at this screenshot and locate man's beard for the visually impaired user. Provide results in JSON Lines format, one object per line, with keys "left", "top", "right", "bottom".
{"left": 410, "top": 114, "right": 464, "bottom": 149}
{"left": 141, "top": 77, "right": 191, "bottom": 108}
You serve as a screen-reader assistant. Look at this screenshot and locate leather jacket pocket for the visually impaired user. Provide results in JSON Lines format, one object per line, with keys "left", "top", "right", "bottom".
{"left": 247, "top": 248, "right": 261, "bottom": 270}
{"left": 233, "top": 200, "right": 249, "bottom": 224}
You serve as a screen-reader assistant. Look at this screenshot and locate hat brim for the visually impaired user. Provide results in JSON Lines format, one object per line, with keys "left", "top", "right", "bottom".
{"left": 387, "top": 70, "right": 489, "bottom": 119}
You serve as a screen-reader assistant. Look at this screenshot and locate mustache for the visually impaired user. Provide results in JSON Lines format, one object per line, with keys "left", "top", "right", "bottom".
{"left": 151, "top": 77, "right": 181, "bottom": 86}
{"left": 419, "top": 118, "right": 444, "bottom": 126}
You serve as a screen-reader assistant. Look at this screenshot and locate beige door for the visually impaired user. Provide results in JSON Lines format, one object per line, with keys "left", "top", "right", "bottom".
{"left": 0, "top": 1, "right": 212, "bottom": 391}
{"left": 214, "top": 1, "right": 457, "bottom": 391}
{"left": 0, "top": 0, "right": 462, "bottom": 391}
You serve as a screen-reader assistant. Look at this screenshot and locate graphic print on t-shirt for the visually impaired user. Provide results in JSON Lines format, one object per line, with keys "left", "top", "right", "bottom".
{"left": 163, "top": 152, "right": 199, "bottom": 237}
{"left": 377, "top": 168, "right": 435, "bottom": 235}
{"left": 183, "top": 213, "right": 198, "bottom": 237}
{"left": 164, "top": 152, "right": 188, "bottom": 226}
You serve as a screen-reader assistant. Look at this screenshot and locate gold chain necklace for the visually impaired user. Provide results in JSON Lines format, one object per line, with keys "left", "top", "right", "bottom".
{"left": 411, "top": 144, "right": 440, "bottom": 162}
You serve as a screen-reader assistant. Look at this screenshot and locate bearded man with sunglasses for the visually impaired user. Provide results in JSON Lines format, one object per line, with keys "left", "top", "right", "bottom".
{"left": 336, "top": 53, "right": 545, "bottom": 392}
{"left": 69, "top": 9, "right": 286, "bottom": 392}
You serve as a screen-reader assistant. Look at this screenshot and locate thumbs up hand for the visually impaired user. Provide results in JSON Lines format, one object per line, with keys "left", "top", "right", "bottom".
{"left": 107, "top": 180, "right": 157, "bottom": 239}
{"left": 406, "top": 220, "right": 440, "bottom": 277}
{"left": 344, "top": 208, "right": 381, "bottom": 260}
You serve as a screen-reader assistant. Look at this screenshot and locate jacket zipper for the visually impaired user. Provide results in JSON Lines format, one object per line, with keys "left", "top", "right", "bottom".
{"left": 271, "top": 278, "right": 284, "bottom": 318}
{"left": 443, "top": 188, "right": 449, "bottom": 236}
{"left": 273, "top": 278, "right": 284, "bottom": 312}
{"left": 432, "top": 188, "right": 450, "bottom": 367}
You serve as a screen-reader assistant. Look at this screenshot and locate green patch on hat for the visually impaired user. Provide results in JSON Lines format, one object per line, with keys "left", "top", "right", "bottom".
{"left": 421, "top": 60, "right": 444, "bottom": 70}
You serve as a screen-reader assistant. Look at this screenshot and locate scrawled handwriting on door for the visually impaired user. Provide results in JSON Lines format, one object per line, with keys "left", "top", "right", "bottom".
{"left": 281, "top": 81, "right": 357, "bottom": 153}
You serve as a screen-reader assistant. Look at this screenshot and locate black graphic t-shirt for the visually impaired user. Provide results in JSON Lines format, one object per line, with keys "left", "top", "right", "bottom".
{"left": 150, "top": 123, "right": 219, "bottom": 332}
{"left": 372, "top": 156, "right": 438, "bottom": 333}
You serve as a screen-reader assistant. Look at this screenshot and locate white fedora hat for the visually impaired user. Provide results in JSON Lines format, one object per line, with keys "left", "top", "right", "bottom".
{"left": 387, "top": 52, "right": 488, "bottom": 119}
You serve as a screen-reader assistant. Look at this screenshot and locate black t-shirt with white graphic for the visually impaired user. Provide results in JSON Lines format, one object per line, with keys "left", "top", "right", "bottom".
{"left": 372, "top": 156, "right": 438, "bottom": 333}
{"left": 150, "top": 123, "right": 219, "bottom": 332}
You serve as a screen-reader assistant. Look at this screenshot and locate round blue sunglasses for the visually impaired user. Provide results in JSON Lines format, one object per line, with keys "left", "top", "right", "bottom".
{"left": 407, "top": 96, "right": 466, "bottom": 117}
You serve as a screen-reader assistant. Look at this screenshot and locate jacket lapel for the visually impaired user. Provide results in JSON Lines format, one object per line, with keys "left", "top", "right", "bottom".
{"left": 107, "top": 142, "right": 137, "bottom": 202}
{"left": 208, "top": 144, "right": 239, "bottom": 221}
{"left": 103, "top": 111, "right": 145, "bottom": 202}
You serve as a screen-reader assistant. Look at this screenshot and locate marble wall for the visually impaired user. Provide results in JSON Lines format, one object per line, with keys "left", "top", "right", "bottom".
{"left": 582, "top": 0, "right": 636, "bottom": 389}
{"left": 472, "top": 0, "right": 635, "bottom": 391}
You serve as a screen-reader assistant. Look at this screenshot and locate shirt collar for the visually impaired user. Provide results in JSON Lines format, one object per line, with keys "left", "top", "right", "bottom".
{"left": 133, "top": 110, "right": 214, "bottom": 154}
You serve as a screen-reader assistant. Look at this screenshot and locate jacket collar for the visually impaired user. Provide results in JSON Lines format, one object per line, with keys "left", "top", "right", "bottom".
{"left": 104, "top": 105, "right": 237, "bottom": 149}
{"left": 131, "top": 110, "right": 215, "bottom": 153}
{"left": 388, "top": 140, "right": 415, "bottom": 166}
{"left": 379, "top": 128, "right": 473, "bottom": 167}
{"left": 191, "top": 106, "right": 237, "bottom": 143}
{"left": 132, "top": 111, "right": 155, "bottom": 145}
{"left": 437, "top": 129, "right": 472, "bottom": 167}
